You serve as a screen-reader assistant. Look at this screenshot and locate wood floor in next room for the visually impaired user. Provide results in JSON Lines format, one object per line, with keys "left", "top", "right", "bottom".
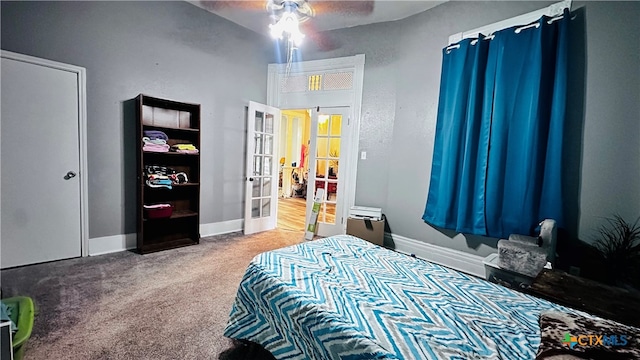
{"left": 277, "top": 197, "right": 336, "bottom": 231}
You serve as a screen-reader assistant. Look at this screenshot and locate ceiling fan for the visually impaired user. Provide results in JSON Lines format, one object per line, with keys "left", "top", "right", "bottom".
{"left": 197, "top": 0, "right": 375, "bottom": 51}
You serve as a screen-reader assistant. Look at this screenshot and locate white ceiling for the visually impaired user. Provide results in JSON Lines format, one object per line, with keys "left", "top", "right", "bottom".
{"left": 189, "top": 1, "right": 447, "bottom": 34}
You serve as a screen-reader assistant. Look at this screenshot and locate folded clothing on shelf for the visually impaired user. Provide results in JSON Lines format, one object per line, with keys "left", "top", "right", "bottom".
{"left": 172, "top": 144, "right": 196, "bottom": 150}
{"left": 143, "top": 130, "right": 168, "bottom": 141}
{"left": 170, "top": 143, "right": 199, "bottom": 154}
{"left": 146, "top": 174, "right": 172, "bottom": 189}
{"left": 142, "top": 137, "right": 170, "bottom": 153}
{"left": 175, "top": 149, "right": 199, "bottom": 154}
{"left": 170, "top": 172, "right": 189, "bottom": 184}
{"left": 146, "top": 165, "right": 174, "bottom": 176}
{"left": 145, "top": 166, "right": 188, "bottom": 186}
{"left": 142, "top": 136, "right": 167, "bottom": 145}
{"left": 145, "top": 165, "right": 174, "bottom": 189}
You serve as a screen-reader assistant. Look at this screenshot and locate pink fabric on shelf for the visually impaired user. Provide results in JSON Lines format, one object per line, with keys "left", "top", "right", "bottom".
{"left": 142, "top": 137, "right": 170, "bottom": 152}
{"left": 143, "top": 144, "right": 170, "bottom": 152}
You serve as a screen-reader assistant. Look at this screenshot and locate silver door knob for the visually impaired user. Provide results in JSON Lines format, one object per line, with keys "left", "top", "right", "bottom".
{"left": 64, "top": 171, "right": 77, "bottom": 180}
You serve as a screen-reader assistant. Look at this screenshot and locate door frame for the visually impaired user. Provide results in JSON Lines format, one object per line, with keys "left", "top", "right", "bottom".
{"left": 1, "top": 50, "right": 89, "bottom": 257}
{"left": 267, "top": 54, "right": 365, "bottom": 233}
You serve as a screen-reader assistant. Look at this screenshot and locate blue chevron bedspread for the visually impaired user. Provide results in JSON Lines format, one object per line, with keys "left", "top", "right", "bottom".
{"left": 224, "top": 235, "right": 581, "bottom": 359}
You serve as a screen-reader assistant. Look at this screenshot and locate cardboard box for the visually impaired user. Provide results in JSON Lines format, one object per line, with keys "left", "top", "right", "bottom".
{"left": 346, "top": 216, "right": 385, "bottom": 246}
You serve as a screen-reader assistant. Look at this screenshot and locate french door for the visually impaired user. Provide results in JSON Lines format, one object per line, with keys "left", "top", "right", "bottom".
{"left": 306, "top": 107, "right": 351, "bottom": 237}
{"left": 243, "top": 101, "right": 281, "bottom": 235}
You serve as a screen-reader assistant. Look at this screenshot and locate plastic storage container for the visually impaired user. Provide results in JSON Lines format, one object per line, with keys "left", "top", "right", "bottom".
{"left": 1, "top": 296, "right": 34, "bottom": 360}
{"left": 483, "top": 253, "right": 535, "bottom": 290}
{"left": 144, "top": 204, "right": 173, "bottom": 219}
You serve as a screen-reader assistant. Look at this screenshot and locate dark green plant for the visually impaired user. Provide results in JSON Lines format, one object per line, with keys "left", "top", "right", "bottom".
{"left": 593, "top": 214, "right": 640, "bottom": 286}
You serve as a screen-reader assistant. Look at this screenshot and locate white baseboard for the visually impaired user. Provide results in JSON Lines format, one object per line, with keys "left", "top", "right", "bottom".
{"left": 389, "top": 233, "right": 486, "bottom": 278}
{"left": 88, "top": 219, "right": 244, "bottom": 256}
{"left": 89, "top": 233, "right": 136, "bottom": 256}
{"left": 200, "top": 219, "right": 243, "bottom": 237}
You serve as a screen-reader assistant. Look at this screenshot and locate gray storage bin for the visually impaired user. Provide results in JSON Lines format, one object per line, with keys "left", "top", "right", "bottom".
{"left": 483, "top": 253, "right": 535, "bottom": 290}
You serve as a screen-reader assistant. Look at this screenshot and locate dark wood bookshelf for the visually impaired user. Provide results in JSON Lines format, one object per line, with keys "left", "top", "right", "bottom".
{"left": 135, "top": 94, "right": 201, "bottom": 254}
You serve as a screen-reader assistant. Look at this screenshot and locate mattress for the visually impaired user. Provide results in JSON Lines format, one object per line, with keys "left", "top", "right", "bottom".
{"left": 224, "top": 235, "right": 582, "bottom": 359}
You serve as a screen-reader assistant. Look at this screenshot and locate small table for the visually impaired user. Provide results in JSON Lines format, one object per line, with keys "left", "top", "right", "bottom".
{"left": 527, "top": 269, "right": 640, "bottom": 328}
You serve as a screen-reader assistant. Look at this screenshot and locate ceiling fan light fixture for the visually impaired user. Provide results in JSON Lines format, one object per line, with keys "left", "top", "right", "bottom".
{"left": 269, "top": 11, "right": 305, "bottom": 46}
{"left": 269, "top": 22, "right": 283, "bottom": 40}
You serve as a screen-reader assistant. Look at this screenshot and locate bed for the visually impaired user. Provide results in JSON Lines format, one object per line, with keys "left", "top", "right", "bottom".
{"left": 223, "top": 235, "right": 592, "bottom": 359}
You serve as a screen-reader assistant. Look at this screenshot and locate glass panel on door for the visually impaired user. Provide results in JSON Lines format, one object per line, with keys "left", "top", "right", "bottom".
{"left": 250, "top": 111, "right": 274, "bottom": 219}
{"left": 244, "top": 101, "right": 280, "bottom": 235}
{"left": 312, "top": 113, "right": 342, "bottom": 225}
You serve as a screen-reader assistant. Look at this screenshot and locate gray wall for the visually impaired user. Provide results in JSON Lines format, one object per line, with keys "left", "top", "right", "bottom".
{"left": 297, "top": 20, "right": 402, "bottom": 210}
{"left": 2, "top": 1, "right": 638, "bottom": 256}
{"left": 575, "top": 1, "right": 640, "bottom": 241}
{"left": 304, "top": 1, "right": 640, "bottom": 255}
{"left": 1, "top": 1, "right": 273, "bottom": 238}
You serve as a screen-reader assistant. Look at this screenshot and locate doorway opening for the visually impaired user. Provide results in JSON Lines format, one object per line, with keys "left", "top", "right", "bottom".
{"left": 276, "top": 107, "right": 347, "bottom": 236}
{"left": 277, "top": 109, "right": 310, "bottom": 231}
{"left": 267, "top": 54, "right": 365, "bottom": 237}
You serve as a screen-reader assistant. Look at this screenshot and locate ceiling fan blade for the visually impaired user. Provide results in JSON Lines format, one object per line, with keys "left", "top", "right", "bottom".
{"left": 310, "top": 0, "right": 374, "bottom": 15}
{"left": 196, "top": 1, "right": 266, "bottom": 12}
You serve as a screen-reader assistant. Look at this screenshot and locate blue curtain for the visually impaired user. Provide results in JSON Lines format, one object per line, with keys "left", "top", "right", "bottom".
{"left": 423, "top": 11, "right": 569, "bottom": 238}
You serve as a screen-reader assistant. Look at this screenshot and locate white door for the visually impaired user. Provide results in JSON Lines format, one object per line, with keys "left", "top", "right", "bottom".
{"left": 306, "top": 107, "right": 351, "bottom": 237}
{"left": 1, "top": 54, "right": 83, "bottom": 268}
{"left": 243, "top": 101, "right": 281, "bottom": 235}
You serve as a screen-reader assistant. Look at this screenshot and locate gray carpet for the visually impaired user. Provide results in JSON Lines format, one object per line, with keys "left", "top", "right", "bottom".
{"left": 0, "top": 229, "right": 306, "bottom": 359}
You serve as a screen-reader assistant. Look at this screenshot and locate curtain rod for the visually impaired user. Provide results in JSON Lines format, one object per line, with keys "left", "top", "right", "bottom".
{"left": 445, "top": 11, "right": 574, "bottom": 52}
{"left": 448, "top": 0, "right": 571, "bottom": 45}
